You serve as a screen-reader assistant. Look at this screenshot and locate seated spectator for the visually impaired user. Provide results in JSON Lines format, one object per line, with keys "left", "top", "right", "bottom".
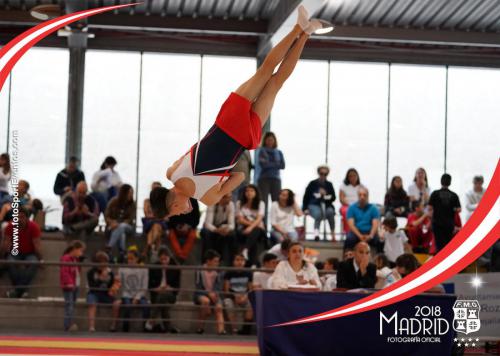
{"left": 105, "top": 184, "right": 136, "bottom": 260}
{"left": 428, "top": 174, "right": 461, "bottom": 252}
{"left": 339, "top": 168, "right": 363, "bottom": 234}
{"left": 91, "top": 156, "right": 122, "bottom": 213}
{"left": 236, "top": 185, "right": 267, "bottom": 266}
{"left": 223, "top": 254, "right": 253, "bottom": 335}
{"left": 0, "top": 153, "right": 11, "bottom": 206}
{"left": 465, "top": 175, "right": 485, "bottom": 221}
{"left": 86, "top": 251, "right": 121, "bottom": 332}
{"left": 60, "top": 240, "right": 86, "bottom": 332}
{"left": 168, "top": 198, "right": 200, "bottom": 263}
{"left": 2, "top": 206, "right": 43, "bottom": 298}
{"left": 345, "top": 187, "right": 382, "bottom": 252}
{"left": 270, "top": 189, "right": 303, "bottom": 243}
{"left": 384, "top": 176, "right": 409, "bottom": 217}
{"left": 389, "top": 254, "right": 444, "bottom": 293}
{"left": 119, "top": 249, "right": 152, "bottom": 332}
{"left": 193, "top": 250, "right": 225, "bottom": 335}
{"left": 257, "top": 132, "right": 285, "bottom": 217}
{"left": 302, "top": 165, "right": 336, "bottom": 241}
{"left": 321, "top": 257, "right": 339, "bottom": 291}
{"left": 337, "top": 242, "right": 376, "bottom": 289}
{"left": 149, "top": 247, "right": 180, "bottom": 333}
{"left": 253, "top": 253, "right": 278, "bottom": 290}
{"left": 232, "top": 150, "right": 252, "bottom": 202}
{"left": 269, "top": 242, "right": 321, "bottom": 289}
{"left": 201, "top": 193, "right": 235, "bottom": 265}
{"left": 1, "top": 179, "right": 34, "bottom": 223}
{"left": 406, "top": 201, "right": 434, "bottom": 254}
{"left": 267, "top": 238, "right": 292, "bottom": 262}
{"left": 374, "top": 254, "right": 395, "bottom": 289}
{"left": 343, "top": 248, "right": 354, "bottom": 261}
{"left": 408, "top": 167, "right": 430, "bottom": 207}
{"left": 378, "top": 216, "right": 411, "bottom": 263}
{"left": 62, "top": 181, "right": 99, "bottom": 238}
{"left": 53, "top": 156, "right": 85, "bottom": 202}
{"left": 142, "top": 182, "right": 168, "bottom": 263}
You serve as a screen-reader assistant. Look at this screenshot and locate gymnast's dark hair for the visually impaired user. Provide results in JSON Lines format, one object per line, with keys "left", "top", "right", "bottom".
{"left": 150, "top": 186, "right": 170, "bottom": 219}
{"left": 240, "top": 184, "right": 261, "bottom": 210}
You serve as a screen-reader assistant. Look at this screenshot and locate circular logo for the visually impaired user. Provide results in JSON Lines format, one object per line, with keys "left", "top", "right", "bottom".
{"left": 11, "top": 248, "right": 18, "bottom": 256}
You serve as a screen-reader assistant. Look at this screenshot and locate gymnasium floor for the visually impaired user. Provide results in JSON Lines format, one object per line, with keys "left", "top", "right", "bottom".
{"left": 0, "top": 333, "right": 259, "bottom": 356}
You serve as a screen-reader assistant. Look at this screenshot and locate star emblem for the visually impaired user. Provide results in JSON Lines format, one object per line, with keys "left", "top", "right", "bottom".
{"left": 465, "top": 343, "right": 469, "bottom": 347}
{"left": 457, "top": 343, "right": 461, "bottom": 347}
{"left": 472, "top": 343, "right": 476, "bottom": 347}
{"left": 468, "top": 338, "right": 472, "bottom": 342}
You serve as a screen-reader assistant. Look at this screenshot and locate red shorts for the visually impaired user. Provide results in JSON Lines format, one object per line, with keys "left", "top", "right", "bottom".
{"left": 215, "top": 92, "right": 262, "bottom": 150}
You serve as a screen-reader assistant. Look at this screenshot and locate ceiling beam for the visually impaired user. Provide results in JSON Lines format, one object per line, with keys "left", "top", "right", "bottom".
{"left": 257, "top": 0, "right": 326, "bottom": 58}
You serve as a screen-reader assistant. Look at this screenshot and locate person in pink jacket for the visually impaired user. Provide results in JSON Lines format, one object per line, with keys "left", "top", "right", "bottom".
{"left": 60, "top": 240, "right": 86, "bottom": 331}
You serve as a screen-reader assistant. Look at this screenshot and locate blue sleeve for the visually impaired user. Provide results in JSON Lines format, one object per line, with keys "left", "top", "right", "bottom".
{"left": 346, "top": 205, "right": 355, "bottom": 219}
{"left": 278, "top": 150, "right": 285, "bottom": 169}
{"left": 371, "top": 205, "right": 380, "bottom": 219}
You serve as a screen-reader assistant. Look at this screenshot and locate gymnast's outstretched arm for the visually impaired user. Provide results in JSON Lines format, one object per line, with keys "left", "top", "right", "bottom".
{"left": 203, "top": 172, "right": 245, "bottom": 205}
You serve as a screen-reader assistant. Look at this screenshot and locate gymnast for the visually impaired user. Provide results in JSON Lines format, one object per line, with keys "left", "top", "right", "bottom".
{"left": 151, "top": 6, "right": 331, "bottom": 219}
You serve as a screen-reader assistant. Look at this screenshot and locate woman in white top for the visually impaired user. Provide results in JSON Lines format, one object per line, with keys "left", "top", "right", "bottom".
{"left": 339, "top": 168, "right": 363, "bottom": 233}
{"left": 407, "top": 167, "right": 430, "bottom": 207}
{"left": 91, "top": 156, "right": 123, "bottom": 212}
{"left": 236, "top": 184, "right": 267, "bottom": 266}
{"left": 0, "top": 153, "right": 12, "bottom": 205}
{"left": 269, "top": 242, "right": 321, "bottom": 290}
{"left": 270, "top": 189, "right": 303, "bottom": 243}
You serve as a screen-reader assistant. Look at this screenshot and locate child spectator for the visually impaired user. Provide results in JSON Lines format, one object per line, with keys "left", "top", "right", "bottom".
{"left": 119, "top": 249, "right": 152, "bottom": 332}
{"left": 379, "top": 216, "right": 411, "bottom": 263}
{"left": 223, "top": 254, "right": 253, "bottom": 335}
{"left": 406, "top": 201, "right": 434, "bottom": 254}
{"left": 374, "top": 254, "right": 395, "bottom": 289}
{"left": 60, "top": 240, "right": 85, "bottom": 331}
{"left": 384, "top": 176, "right": 410, "bottom": 217}
{"left": 168, "top": 198, "right": 200, "bottom": 263}
{"left": 253, "top": 253, "right": 278, "bottom": 290}
{"left": 193, "top": 250, "right": 225, "bottom": 334}
{"left": 267, "top": 238, "right": 292, "bottom": 261}
{"left": 142, "top": 182, "right": 168, "bottom": 263}
{"left": 149, "top": 247, "right": 180, "bottom": 333}
{"left": 86, "top": 251, "right": 121, "bottom": 332}
{"left": 321, "top": 257, "right": 339, "bottom": 291}
{"left": 270, "top": 189, "right": 303, "bottom": 243}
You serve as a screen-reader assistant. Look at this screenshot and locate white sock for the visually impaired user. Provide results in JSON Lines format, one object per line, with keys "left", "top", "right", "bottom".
{"left": 297, "top": 5, "right": 310, "bottom": 31}
{"left": 304, "top": 19, "right": 322, "bottom": 35}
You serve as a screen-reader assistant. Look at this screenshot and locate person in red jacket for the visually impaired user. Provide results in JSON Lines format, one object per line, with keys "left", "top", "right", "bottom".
{"left": 406, "top": 201, "right": 435, "bottom": 254}
{"left": 60, "top": 240, "right": 86, "bottom": 331}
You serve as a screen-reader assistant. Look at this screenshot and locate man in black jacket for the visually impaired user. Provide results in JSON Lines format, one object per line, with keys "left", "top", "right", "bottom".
{"left": 337, "top": 242, "right": 376, "bottom": 289}
{"left": 149, "top": 247, "right": 181, "bottom": 333}
{"left": 302, "top": 165, "right": 336, "bottom": 241}
{"left": 53, "top": 156, "right": 85, "bottom": 201}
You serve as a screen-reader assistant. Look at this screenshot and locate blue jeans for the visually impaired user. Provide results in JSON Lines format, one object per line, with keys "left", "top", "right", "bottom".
{"left": 345, "top": 231, "right": 383, "bottom": 252}
{"left": 63, "top": 288, "right": 79, "bottom": 330}
{"left": 108, "top": 223, "right": 134, "bottom": 252}
{"left": 121, "top": 296, "right": 150, "bottom": 331}
{"left": 308, "top": 204, "right": 335, "bottom": 231}
{"left": 8, "top": 254, "right": 38, "bottom": 297}
{"left": 270, "top": 229, "right": 298, "bottom": 243}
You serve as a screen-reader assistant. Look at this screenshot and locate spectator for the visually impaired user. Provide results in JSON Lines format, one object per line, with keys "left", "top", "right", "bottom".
{"left": 223, "top": 254, "right": 253, "bottom": 335}
{"left": 374, "top": 254, "right": 395, "bottom": 289}
{"left": 0, "top": 179, "right": 34, "bottom": 222}
{"left": 253, "top": 253, "right": 278, "bottom": 289}
{"left": 105, "top": 184, "right": 136, "bottom": 259}
{"left": 408, "top": 168, "right": 430, "bottom": 207}
{"left": 390, "top": 254, "right": 444, "bottom": 293}
{"left": 201, "top": 193, "right": 235, "bottom": 265}
{"left": 257, "top": 132, "right": 285, "bottom": 217}
{"left": 91, "top": 156, "right": 122, "bottom": 213}
{"left": 232, "top": 150, "right": 253, "bottom": 202}
{"left": 303, "top": 165, "right": 336, "bottom": 241}
{"left": 2, "top": 206, "right": 43, "bottom": 298}
{"left": 343, "top": 248, "right": 354, "bottom": 261}
{"left": 86, "top": 251, "right": 121, "bottom": 332}
{"left": 269, "top": 242, "right": 321, "bottom": 289}
{"left": 60, "top": 240, "right": 85, "bottom": 331}
{"left": 0, "top": 153, "right": 11, "bottom": 205}
{"left": 465, "top": 175, "right": 485, "bottom": 221}
{"left": 149, "top": 247, "right": 181, "bottom": 333}
{"left": 62, "top": 181, "right": 99, "bottom": 238}
{"left": 267, "top": 238, "right": 292, "bottom": 262}
{"left": 53, "top": 156, "right": 85, "bottom": 202}
{"left": 428, "top": 174, "right": 461, "bottom": 252}
{"left": 406, "top": 201, "right": 434, "bottom": 254}
{"left": 270, "top": 189, "right": 303, "bottom": 243}
{"left": 193, "top": 250, "right": 225, "bottom": 335}
{"left": 345, "top": 187, "right": 381, "bottom": 252}
{"left": 143, "top": 182, "right": 168, "bottom": 263}
{"left": 337, "top": 242, "right": 376, "bottom": 289}
{"left": 321, "top": 257, "right": 339, "bottom": 291}
{"left": 378, "top": 216, "right": 411, "bottom": 263}
{"left": 339, "top": 168, "right": 363, "bottom": 233}
{"left": 236, "top": 185, "right": 267, "bottom": 266}
{"left": 119, "top": 249, "right": 152, "bottom": 332}
{"left": 384, "top": 176, "right": 410, "bottom": 218}
{"left": 168, "top": 198, "right": 200, "bottom": 263}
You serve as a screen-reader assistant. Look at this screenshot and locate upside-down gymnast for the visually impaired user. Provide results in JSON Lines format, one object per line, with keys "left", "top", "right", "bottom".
{"left": 151, "top": 6, "right": 331, "bottom": 219}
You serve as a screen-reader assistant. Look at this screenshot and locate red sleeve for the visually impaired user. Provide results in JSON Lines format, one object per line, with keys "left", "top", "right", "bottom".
{"left": 60, "top": 256, "right": 73, "bottom": 288}
{"left": 4, "top": 223, "right": 13, "bottom": 239}
{"left": 30, "top": 221, "right": 41, "bottom": 239}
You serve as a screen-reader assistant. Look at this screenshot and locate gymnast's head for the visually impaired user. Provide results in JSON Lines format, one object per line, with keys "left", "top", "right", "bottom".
{"left": 150, "top": 186, "right": 193, "bottom": 219}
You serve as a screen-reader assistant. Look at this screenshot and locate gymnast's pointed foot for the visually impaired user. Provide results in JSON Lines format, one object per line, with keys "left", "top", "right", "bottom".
{"left": 305, "top": 19, "right": 335, "bottom": 35}
{"left": 297, "top": 5, "right": 310, "bottom": 31}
